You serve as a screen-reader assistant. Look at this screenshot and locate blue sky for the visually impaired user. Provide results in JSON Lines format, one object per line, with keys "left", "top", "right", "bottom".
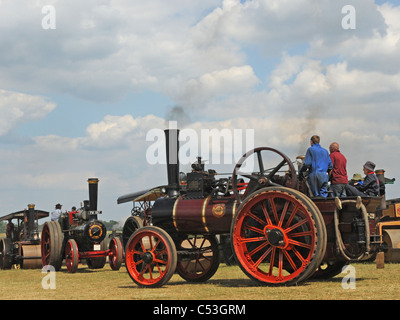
{"left": 0, "top": 0, "right": 400, "bottom": 222}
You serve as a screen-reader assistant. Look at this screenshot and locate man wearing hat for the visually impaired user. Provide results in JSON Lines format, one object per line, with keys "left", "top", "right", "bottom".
{"left": 345, "top": 161, "right": 380, "bottom": 197}
{"left": 51, "top": 203, "right": 62, "bottom": 221}
{"left": 349, "top": 173, "right": 363, "bottom": 186}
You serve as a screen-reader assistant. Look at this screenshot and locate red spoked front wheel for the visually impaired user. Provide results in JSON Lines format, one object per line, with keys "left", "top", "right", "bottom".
{"left": 231, "top": 186, "right": 326, "bottom": 286}
{"left": 125, "top": 226, "right": 177, "bottom": 288}
{"left": 65, "top": 239, "right": 79, "bottom": 273}
{"left": 108, "top": 237, "right": 123, "bottom": 270}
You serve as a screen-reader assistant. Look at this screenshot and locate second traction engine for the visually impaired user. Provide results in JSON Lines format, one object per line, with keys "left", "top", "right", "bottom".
{"left": 41, "top": 178, "right": 123, "bottom": 273}
{"left": 61, "top": 179, "right": 107, "bottom": 251}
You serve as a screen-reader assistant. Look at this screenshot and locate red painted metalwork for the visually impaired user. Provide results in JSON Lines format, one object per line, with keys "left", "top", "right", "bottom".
{"left": 125, "top": 226, "right": 177, "bottom": 288}
{"left": 109, "top": 237, "right": 123, "bottom": 270}
{"left": 231, "top": 188, "right": 323, "bottom": 285}
{"left": 65, "top": 239, "right": 79, "bottom": 273}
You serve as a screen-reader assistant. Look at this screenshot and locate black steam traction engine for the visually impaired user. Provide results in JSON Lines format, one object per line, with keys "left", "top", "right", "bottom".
{"left": 0, "top": 204, "right": 48, "bottom": 269}
{"left": 41, "top": 178, "right": 123, "bottom": 272}
{"left": 117, "top": 129, "right": 387, "bottom": 287}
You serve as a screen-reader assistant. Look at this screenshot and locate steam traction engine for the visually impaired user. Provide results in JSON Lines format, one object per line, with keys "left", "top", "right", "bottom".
{"left": 118, "top": 129, "right": 383, "bottom": 287}
{"left": 41, "top": 178, "right": 123, "bottom": 273}
{"left": 0, "top": 205, "right": 48, "bottom": 269}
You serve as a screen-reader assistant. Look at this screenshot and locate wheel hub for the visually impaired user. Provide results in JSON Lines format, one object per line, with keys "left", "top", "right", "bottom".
{"left": 142, "top": 251, "right": 154, "bottom": 264}
{"left": 267, "top": 229, "right": 284, "bottom": 246}
{"left": 265, "top": 226, "right": 288, "bottom": 248}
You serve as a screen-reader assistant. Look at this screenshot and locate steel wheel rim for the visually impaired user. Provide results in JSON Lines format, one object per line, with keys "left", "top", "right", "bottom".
{"left": 176, "top": 235, "right": 219, "bottom": 281}
{"left": 232, "top": 189, "right": 317, "bottom": 284}
{"left": 109, "top": 238, "right": 122, "bottom": 270}
{"left": 65, "top": 240, "right": 78, "bottom": 272}
{"left": 126, "top": 230, "right": 172, "bottom": 286}
{"left": 41, "top": 224, "right": 51, "bottom": 265}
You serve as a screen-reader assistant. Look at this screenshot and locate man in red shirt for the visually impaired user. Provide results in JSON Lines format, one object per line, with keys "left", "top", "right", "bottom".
{"left": 329, "top": 142, "right": 348, "bottom": 197}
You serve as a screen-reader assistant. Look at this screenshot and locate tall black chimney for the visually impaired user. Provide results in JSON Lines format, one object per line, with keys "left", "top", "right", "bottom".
{"left": 88, "top": 178, "right": 99, "bottom": 211}
{"left": 164, "top": 129, "right": 180, "bottom": 197}
{"left": 27, "top": 204, "right": 36, "bottom": 240}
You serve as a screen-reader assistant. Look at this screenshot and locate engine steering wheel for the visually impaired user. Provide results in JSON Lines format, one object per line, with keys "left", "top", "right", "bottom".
{"left": 232, "top": 147, "right": 297, "bottom": 204}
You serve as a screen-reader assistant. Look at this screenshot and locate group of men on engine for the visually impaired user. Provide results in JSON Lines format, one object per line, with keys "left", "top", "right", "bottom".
{"left": 299, "top": 135, "right": 382, "bottom": 199}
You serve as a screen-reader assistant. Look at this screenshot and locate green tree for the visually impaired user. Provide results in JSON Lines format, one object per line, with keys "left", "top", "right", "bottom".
{"left": 102, "top": 220, "right": 121, "bottom": 231}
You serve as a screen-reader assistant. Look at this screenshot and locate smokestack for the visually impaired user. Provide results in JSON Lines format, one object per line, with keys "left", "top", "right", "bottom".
{"left": 88, "top": 178, "right": 99, "bottom": 211}
{"left": 27, "top": 204, "right": 35, "bottom": 240}
{"left": 164, "top": 129, "right": 180, "bottom": 197}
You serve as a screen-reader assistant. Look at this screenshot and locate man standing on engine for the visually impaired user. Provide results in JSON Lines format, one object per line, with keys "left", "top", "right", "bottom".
{"left": 329, "top": 142, "right": 348, "bottom": 197}
{"left": 300, "top": 135, "right": 333, "bottom": 198}
{"left": 51, "top": 203, "right": 62, "bottom": 221}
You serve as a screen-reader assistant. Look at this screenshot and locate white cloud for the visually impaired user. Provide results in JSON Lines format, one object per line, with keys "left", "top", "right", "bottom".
{"left": 1, "top": 1, "right": 400, "bottom": 218}
{"left": 0, "top": 0, "right": 229, "bottom": 102}
{"left": 0, "top": 89, "right": 55, "bottom": 135}
{"left": 174, "top": 65, "right": 259, "bottom": 109}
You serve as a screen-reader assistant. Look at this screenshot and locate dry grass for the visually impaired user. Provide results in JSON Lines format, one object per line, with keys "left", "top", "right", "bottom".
{"left": 0, "top": 262, "right": 399, "bottom": 300}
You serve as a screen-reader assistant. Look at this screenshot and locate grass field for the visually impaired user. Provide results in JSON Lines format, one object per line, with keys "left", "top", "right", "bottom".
{"left": 0, "top": 262, "right": 399, "bottom": 300}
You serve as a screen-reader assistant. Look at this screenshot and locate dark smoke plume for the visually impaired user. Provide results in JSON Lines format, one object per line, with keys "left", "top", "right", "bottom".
{"left": 165, "top": 105, "right": 191, "bottom": 128}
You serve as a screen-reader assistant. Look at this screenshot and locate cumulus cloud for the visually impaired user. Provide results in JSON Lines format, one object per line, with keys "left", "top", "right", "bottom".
{"left": 174, "top": 65, "right": 259, "bottom": 110}
{"left": 0, "top": 89, "right": 55, "bottom": 135}
{"left": 0, "top": 0, "right": 227, "bottom": 102}
{"left": 1, "top": 0, "right": 400, "bottom": 218}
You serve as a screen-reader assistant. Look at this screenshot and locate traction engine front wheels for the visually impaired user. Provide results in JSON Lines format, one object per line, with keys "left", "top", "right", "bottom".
{"left": 125, "top": 229, "right": 222, "bottom": 287}
{"left": 65, "top": 237, "right": 124, "bottom": 273}
{"left": 65, "top": 239, "right": 79, "bottom": 273}
{"left": 109, "top": 237, "right": 123, "bottom": 270}
{"left": 125, "top": 226, "right": 177, "bottom": 288}
{"left": 231, "top": 186, "right": 327, "bottom": 286}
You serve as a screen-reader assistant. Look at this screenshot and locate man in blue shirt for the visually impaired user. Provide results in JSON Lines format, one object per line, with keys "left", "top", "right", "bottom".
{"left": 300, "top": 135, "right": 333, "bottom": 197}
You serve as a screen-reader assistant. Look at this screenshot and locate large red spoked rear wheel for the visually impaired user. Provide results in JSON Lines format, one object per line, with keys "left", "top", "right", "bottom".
{"left": 231, "top": 186, "right": 326, "bottom": 286}
{"left": 41, "top": 221, "right": 64, "bottom": 271}
{"left": 65, "top": 239, "right": 79, "bottom": 273}
{"left": 109, "top": 237, "right": 123, "bottom": 270}
{"left": 125, "top": 226, "right": 177, "bottom": 288}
